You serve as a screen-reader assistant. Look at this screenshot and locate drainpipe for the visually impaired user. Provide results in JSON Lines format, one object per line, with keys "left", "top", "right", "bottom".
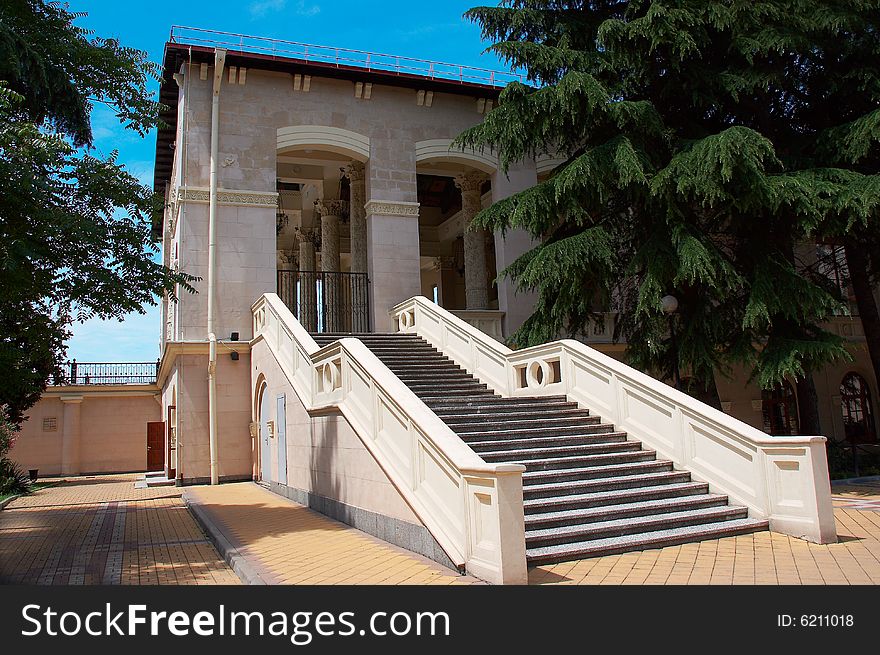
{"left": 207, "top": 48, "right": 226, "bottom": 486}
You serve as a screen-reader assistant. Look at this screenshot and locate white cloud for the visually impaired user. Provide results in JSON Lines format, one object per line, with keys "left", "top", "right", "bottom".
{"left": 248, "top": 0, "right": 319, "bottom": 18}
{"left": 248, "top": 0, "right": 286, "bottom": 17}
{"left": 66, "top": 307, "right": 161, "bottom": 363}
{"left": 295, "top": 0, "right": 320, "bottom": 16}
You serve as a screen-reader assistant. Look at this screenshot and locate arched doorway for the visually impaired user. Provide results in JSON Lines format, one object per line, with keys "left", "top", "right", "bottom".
{"left": 275, "top": 125, "right": 371, "bottom": 333}
{"left": 414, "top": 139, "right": 498, "bottom": 314}
{"left": 258, "top": 381, "right": 272, "bottom": 481}
{"left": 762, "top": 381, "right": 799, "bottom": 435}
{"left": 840, "top": 372, "right": 876, "bottom": 443}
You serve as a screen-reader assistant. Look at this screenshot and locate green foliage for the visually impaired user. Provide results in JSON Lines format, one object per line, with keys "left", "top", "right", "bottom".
{"left": 0, "top": 408, "right": 16, "bottom": 458}
{"left": 0, "top": 458, "right": 31, "bottom": 496}
{"left": 0, "top": 2, "right": 197, "bottom": 424}
{"left": 458, "top": 0, "right": 880, "bottom": 393}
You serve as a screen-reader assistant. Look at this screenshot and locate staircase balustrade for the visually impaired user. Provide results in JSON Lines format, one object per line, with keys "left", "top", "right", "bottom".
{"left": 252, "top": 293, "right": 528, "bottom": 584}
{"left": 391, "top": 296, "right": 838, "bottom": 544}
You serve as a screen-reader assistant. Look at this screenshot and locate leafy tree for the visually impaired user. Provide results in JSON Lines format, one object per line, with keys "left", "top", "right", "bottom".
{"left": 457, "top": 1, "right": 880, "bottom": 428}
{"left": 0, "top": 1, "right": 195, "bottom": 425}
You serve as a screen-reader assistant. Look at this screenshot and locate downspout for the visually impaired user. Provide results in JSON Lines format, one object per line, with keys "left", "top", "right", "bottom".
{"left": 207, "top": 48, "right": 226, "bottom": 486}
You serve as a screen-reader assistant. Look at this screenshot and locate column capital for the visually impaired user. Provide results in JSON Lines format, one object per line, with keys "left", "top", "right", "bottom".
{"left": 314, "top": 198, "right": 350, "bottom": 219}
{"left": 344, "top": 160, "right": 366, "bottom": 182}
{"left": 454, "top": 171, "right": 488, "bottom": 194}
{"left": 294, "top": 226, "right": 321, "bottom": 249}
{"left": 60, "top": 394, "right": 84, "bottom": 404}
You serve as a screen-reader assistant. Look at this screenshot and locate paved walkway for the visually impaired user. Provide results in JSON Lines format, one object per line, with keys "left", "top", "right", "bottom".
{"left": 0, "top": 474, "right": 238, "bottom": 585}
{"left": 4, "top": 474, "right": 880, "bottom": 585}
{"left": 528, "top": 480, "right": 880, "bottom": 585}
{"left": 184, "top": 483, "right": 480, "bottom": 585}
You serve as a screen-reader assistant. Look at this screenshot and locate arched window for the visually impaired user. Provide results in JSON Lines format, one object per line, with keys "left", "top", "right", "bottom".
{"left": 762, "top": 381, "right": 799, "bottom": 435}
{"left": 840, "top": 372, "right": 876, "bottom": 443}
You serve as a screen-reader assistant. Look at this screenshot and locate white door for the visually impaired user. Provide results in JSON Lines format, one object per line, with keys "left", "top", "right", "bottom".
{"left": 259, "top": 384, "right": 272, "bottom": 481}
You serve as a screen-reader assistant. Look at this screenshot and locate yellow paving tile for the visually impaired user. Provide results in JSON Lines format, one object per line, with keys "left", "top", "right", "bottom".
{"left": 184, "top": 482, "right": 481, "bottom": 585}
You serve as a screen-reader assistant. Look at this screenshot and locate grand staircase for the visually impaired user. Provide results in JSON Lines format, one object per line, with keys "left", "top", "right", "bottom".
{"left": 313, "top": 332, "right": 768, "bottom": 566}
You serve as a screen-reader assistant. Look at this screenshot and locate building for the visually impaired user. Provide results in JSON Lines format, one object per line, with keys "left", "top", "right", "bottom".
{"left": 10, "top": 27, "right": 862, "bottom": 584}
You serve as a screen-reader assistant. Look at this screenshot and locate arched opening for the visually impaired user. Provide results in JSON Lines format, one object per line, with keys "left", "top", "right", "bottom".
{"left": 257, "top": 380, "right": 272, "bottom": 481}
{"left": 840, "top": 372, "right": 876, "bottom": 443}
{"left": 762, "top": 381, "right": 799, "bottom": 435}
{"left": 415, "top": 139, "right": 498, "bottom": 313}
{"left": 275, "top": 126, "right": 371, "bottom": 333}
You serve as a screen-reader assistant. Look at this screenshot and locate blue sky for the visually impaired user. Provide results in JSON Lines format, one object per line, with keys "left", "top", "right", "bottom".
{"left": 67, "top": 0, "right": 504, "bottom": 362}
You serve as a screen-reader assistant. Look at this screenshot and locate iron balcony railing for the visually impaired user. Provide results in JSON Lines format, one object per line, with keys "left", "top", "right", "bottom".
{"left": 51, "top": 360, "right": 161, "bottom": 386}
{"left": 277, "top": 270, "right": 370, "bottom": 334}
{"left": 169, "top": 25, "right": 526, "bottom": 88}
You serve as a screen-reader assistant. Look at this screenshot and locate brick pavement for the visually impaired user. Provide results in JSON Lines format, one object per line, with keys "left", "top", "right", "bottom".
{"left": 4, "top": 473, "right": 880, "bottom": 586}
{"left": 0, "top": 474, "right": 238, "bottom": 585}
{"left": 184, "top": 482, "right": 481, "bottom": 585}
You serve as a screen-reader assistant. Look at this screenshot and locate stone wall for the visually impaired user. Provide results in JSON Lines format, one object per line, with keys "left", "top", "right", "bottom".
{"left": 9, "top": 391, "right": 161, "bottom": 476}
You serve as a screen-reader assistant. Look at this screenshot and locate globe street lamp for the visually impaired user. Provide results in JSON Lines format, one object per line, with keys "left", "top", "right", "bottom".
{"left": 661, "top": 294, "right": 682, "bottom": 391}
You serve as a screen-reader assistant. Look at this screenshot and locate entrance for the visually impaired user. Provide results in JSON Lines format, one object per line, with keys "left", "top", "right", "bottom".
{"left": 146, "top": 421, "right": 165, "bottom": 472}
{"left": 259, "top": 383, "right": 272, "bottom": 481}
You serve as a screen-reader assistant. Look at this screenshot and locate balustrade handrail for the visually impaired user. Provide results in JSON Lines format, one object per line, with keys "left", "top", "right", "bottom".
{"left": 391, "top": 295, "right": 838, "bottom": 544}
{"left": 169, "top": 25, "right": 526, "bottom": 88}
{"left": 50, "top": 360, "right": 160, "bottom": 385}
{"left": 252, "top": 293, "right": 527, "bottom": 584}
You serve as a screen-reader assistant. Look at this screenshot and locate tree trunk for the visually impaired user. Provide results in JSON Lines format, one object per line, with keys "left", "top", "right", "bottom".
{"left": 690, "top": 370, "right": 723, "bottom": 411}
{"left": 844, "top": 239, "right": 880, "bottom": 389}
{"left": 795, "top": 370, "right": 822, "bottom": 435}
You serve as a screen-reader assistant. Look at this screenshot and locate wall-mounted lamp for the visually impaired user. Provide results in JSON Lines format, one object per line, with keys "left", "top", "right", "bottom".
{"left": 230, "top": 332, "right": 239, "bottom": 341}
{"left": 230, "top": 351, "right": 240, "bottom": 361}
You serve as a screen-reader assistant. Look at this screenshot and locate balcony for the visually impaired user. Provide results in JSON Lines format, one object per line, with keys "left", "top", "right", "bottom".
{"left": 277, "top": 270, "right": 370, "bottom": 333}
{"left": 50, "top": 360, "right": 161, "bottom": 386}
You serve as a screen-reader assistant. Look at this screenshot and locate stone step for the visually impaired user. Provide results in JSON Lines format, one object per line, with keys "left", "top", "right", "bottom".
{"left": 425, "top": 396, "right": 573, "bottom": 410}
{"left": 525, "top": 505, "right": 751, "bottom": 548}
{"left": 453, "top": 422, "right": 607, "bottom": 443}
{"left": 523, "top": 481, "right": 709, "bottom": 514}
{"left": 413, "top": 389, "right": 500, "bottom": 399}
{"left": 522, "top": 459, "right": 675, "bottom": 484}
{"left": 525, "top": 518, "right": 769, "bottom": 564}
{"left": 375, "top": 356, "right": 452, "bottom": 364}
{"left": 405, "top": 380, "right": 488, "bottom": 391}
{"left": 397, "top": 375, "right": 479, "bottom": 385}
{"left": 450, "top": 422, "right": 614, "bottom": 438}
{"left": 467, "top": 432, "right": 628, "bottom": 453}
{"left": 526, "top": 505, "right": 749, "bottom": 550}
{"left": 480, "top": 439, "right": 642, "bottom": 463}
{"left": 436, "top": 408, "right": 593, "bottom": 424}
{"left": 523, "top": 470, "right": 693, "bottom": 499}
{"left": 524, "top": 494, "right": 731, "bottom": 529}
{"left": 515, "top": 449, "right": 660, "bottom": 472}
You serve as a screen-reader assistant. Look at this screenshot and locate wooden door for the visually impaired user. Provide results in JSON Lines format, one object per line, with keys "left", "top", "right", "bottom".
{"left": 147, "top": 421, "right": 165, "bottom": 472}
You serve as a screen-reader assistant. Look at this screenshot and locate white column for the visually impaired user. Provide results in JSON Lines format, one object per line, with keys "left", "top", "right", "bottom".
{"left": 345, "top": 161, "right": 368, "bottom": 331}
{"left": 316, "top": 199, "right": 348, "bottom": 331}
{"left": 60, "top": 395, "right": 83, "bottom": 475}
{"left": 298, "top": 230, "right": 318, "bottom": 331}
{"left": 455, "top": 171, "right": 490, "bottom": 310}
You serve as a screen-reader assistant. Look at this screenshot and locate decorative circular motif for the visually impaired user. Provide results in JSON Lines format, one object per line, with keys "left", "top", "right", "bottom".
{"left": 321, "top": 360, "right": 341, "bottom": 393}
{"left": 526, "top": 360, "right": 551, "bottom": 389}
{"left": 398, "top": 311, "right": 414, "bottom": 330}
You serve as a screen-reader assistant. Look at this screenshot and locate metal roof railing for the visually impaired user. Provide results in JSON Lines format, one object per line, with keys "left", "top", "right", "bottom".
{"left": 169, "top": 25, "right": 525, "bottom": 88}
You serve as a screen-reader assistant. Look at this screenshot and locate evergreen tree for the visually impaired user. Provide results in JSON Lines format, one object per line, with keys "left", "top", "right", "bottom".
{"left": 457, "top": 1, "right": 880, "bottom": 417}
{"left": 0, "top": 1, "right": 196, "bottom": 424}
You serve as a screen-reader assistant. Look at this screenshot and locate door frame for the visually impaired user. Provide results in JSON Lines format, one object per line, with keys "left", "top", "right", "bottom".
{"left": 146, "top": 421, "right": 165, "bottom": 472}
